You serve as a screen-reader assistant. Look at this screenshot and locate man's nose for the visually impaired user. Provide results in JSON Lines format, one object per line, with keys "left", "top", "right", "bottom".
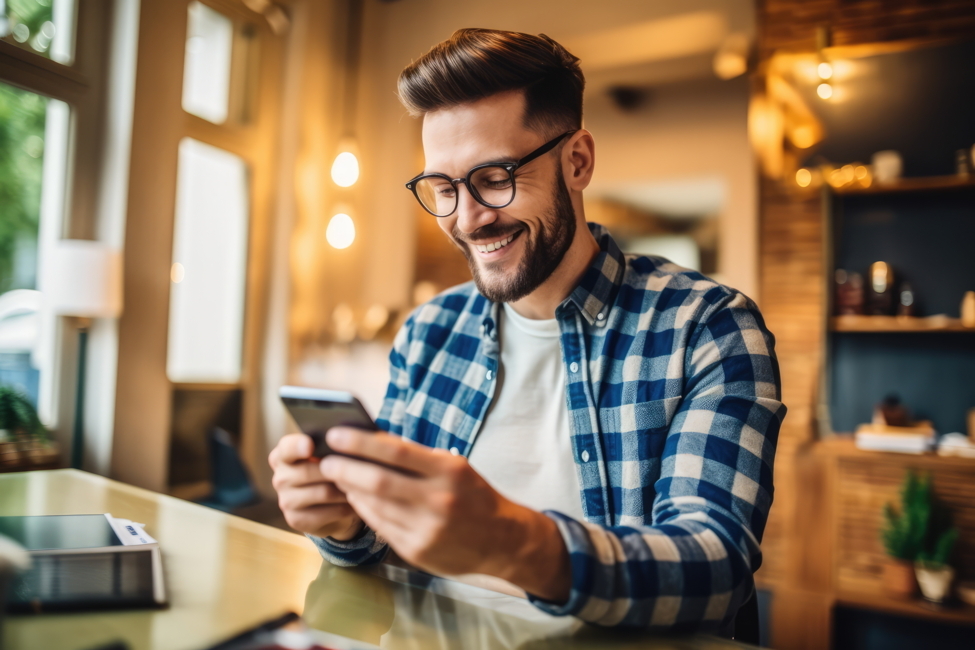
{"left": 454, "top": 182, "right": 497, "bottom": 235}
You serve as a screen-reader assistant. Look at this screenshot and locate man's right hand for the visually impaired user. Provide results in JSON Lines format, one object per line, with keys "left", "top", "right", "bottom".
{"left": 268, "top": 433, "right": 363, "bottom": 541}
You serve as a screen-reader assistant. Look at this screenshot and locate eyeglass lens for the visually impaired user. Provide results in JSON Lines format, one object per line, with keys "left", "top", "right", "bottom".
{"left": 413, "top": 165, "right": 514, "bottom": 217}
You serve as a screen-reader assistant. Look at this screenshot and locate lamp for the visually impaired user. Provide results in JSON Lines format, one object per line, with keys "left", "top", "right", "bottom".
{"left": 330, "top": 0, "right": 363, "bottom": 190}
{"left": 45, "top": 240, "right": 122, "bottom": 469}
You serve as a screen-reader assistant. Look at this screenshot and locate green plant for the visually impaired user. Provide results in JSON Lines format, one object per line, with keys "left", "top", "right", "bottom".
{"left": 0, "top": 385, "right": 47, "bottom": 441}
{"left": 881, "top": 471, "right": 931, "bottom": 560}
{"left": 880, "top": 471, "right": 958, "bottom": 567}
{"left": 918, "top": 527, "right": 959, "bottom": 568}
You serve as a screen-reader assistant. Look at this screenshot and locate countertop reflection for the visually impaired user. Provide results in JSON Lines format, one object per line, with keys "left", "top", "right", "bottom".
{"left": 1, "top": 470, "right": 749, "bottom": 650}
{"left": 303, "top": 563, "right": 748, "bottom": 650}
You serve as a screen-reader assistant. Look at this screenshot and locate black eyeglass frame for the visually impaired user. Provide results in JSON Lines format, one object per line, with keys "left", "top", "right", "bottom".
{"left": 404, "top": 130, "right": 576, "bottom": 217}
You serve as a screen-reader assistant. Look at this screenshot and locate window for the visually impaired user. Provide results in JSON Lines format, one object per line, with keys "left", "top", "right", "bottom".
{"left": 0, "top": 80, "right": 70, "bottom": 407}
{"left": 182, "top": 1, "right": 233, "bottom": 124}
{"left": 167, "top": 138, "right": 250, "bottom": 383}
{"left": 0, "top": 0, "right": 77, "bottom": 64}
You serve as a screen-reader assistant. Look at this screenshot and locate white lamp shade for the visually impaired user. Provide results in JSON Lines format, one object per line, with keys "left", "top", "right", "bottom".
{"left": 45, "top": 240, "right": 123, "bottom": 318}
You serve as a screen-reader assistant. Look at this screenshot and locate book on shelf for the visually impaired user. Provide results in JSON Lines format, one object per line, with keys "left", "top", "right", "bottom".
{"left": 854, "top": 421, "right": 935, "bottom": 454}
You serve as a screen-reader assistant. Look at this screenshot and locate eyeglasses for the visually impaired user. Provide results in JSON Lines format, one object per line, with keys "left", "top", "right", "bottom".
{"left": 405, "top": 131, "right": 575, "bottom": 218}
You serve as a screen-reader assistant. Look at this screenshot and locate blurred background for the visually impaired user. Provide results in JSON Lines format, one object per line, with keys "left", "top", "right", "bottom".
{"left": 1, "top": 1, "right": 975, "bottom": 648}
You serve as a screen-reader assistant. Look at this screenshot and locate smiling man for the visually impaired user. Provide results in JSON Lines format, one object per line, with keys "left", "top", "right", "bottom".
{"left": 269, "top": 28, "right": 785, "bottom": 634}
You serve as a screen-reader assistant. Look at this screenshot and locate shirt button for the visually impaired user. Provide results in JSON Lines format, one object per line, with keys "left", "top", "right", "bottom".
{"left": 581, "top": 450, "right": 590, "bottom": 462}
{"left": 450, "top": 447, "right": 460, "bottom": 456}
{"left": 596, "top": 312, "right": 605, "bottom": 321}
{"left": 569, "top": 362, "right": 579, "bottom": 373}
{"left": 485, "top": 370, "right": 493, "bottom": 381}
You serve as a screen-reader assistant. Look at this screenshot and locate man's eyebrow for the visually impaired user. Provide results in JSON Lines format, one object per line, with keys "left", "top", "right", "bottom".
{"left": 422, "top": 153, "right": 520, "bottom": 176}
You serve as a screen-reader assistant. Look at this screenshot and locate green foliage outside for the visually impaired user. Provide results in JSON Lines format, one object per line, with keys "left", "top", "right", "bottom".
{"left": 1, "top": 0, "right": 55, "bottom": 293}
{"left": 0, "top": 83, "right": 47, "bottom": 293}
{"left": 0, "top": 384, "right": 47, "bottom": 440}
{"left": 881, "top": 471, "right": 959, "bottom": 568}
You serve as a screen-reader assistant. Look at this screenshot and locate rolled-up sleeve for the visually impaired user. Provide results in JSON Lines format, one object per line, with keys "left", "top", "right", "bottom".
{"left": 529, "top": 292, "right": 785, "bottom": 632}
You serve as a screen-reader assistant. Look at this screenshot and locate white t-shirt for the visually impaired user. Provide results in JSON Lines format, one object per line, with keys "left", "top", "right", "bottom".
{"left": 467, "top": 303, "right": 585, "bottom": 521}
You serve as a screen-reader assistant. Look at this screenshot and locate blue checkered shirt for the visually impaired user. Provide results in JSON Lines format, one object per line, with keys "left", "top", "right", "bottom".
{"left": 311, "top": 223, "right": 784, "bottom": 633}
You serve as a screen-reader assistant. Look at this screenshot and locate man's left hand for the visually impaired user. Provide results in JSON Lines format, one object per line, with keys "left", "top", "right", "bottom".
{"left": 318, "top": 427, "right": 570, "bottom": 602}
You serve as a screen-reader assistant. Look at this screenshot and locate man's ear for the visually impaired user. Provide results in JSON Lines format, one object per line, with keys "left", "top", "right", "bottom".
{"left": 562, "top": 130, "right": 595, "bottom": 192}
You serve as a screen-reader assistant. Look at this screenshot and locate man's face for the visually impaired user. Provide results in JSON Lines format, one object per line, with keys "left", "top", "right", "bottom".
{"left": 421, "top": 91, "right": 576, "bottom": 304}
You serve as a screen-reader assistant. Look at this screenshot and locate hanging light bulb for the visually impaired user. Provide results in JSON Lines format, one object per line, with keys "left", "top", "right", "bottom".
{"left": 326, "top": 212, "right": 356, "bottom": 249}
{"left": 331, "top": 137, "right": 360, "bottom": 187}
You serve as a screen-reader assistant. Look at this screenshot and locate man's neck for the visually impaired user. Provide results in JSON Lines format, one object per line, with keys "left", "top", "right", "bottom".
{"left": 508, "top": 219, "right": 599, "bottom": 320}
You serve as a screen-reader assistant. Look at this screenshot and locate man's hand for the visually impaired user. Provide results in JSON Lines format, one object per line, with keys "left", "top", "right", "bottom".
{"left": 268, "top": 433, "right": 363, "bottom": 541}
{"left": 319, "top": 427, "right": 571, "bottom": 602}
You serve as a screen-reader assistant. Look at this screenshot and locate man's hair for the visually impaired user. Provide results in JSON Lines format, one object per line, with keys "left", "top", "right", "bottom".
{"left": 398, "top": 28, "right": 584, "bottom": 135}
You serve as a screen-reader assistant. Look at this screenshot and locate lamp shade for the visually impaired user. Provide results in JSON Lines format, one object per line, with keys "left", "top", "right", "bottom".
{"left": 45, "top": 240, "right": 122, "bottom": 318}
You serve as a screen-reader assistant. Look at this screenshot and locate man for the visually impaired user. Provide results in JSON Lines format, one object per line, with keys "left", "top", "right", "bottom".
{"left": 269, "top": 28, "right": 785, "bottom": 633}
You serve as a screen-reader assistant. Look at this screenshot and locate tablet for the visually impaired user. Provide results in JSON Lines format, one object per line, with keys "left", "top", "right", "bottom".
{"left": 1, "top": 514, "right": 167, "bottom": 613}
{"left": 279, "top": 386, "right": 378, "bottom": 457}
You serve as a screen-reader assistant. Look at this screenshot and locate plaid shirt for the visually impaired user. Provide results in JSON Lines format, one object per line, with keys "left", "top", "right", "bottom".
{"left": 311, "top": 223, "right": 785, "bottom": 633}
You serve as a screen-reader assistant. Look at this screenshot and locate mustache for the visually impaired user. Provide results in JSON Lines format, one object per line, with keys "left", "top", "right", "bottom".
{"left": 450, "top": 223, "right": 522, "bottom": 245}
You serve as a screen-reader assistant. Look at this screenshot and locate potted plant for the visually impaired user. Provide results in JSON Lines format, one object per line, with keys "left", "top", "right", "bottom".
{"left": 915, "top": 525, "right": 959, "bottom": 603}
{"left": 0, "top": 386, "right": 58, "bottom": 470}
{"left": 880, "top": 471, "right": 931, "bottom": 598}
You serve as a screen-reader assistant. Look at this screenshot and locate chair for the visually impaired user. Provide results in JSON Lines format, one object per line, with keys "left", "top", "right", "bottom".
{"left": 734, "top": 591, "right": 761, "bottom": 646}
{"left": 196, "top": 427, "right": 259, "bottom": 512}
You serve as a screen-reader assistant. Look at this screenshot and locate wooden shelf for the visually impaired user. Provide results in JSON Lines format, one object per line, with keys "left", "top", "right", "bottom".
{"left": 822, "top": 437, "right": 975, "bottom": 469}
{"left": 831, "top": 315, "right": 975, "bottom": 333}
{"left": 833, "top": 175, "right": 975, "bottom": 195}
{"left": 836, "top": 589, "right": 975, "bottom": 626}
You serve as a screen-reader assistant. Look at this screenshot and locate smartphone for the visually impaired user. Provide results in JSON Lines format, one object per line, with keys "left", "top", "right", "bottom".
{"left": 279, "top": 386, "right": 378, "bottom": 457}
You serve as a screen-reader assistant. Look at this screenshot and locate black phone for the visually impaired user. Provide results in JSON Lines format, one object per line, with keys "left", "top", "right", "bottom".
{"left": 279, "top": 386, "right": 378, "bottom": 457}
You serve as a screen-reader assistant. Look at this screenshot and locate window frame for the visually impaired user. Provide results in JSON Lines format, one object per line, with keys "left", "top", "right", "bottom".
{"left": 0, "top": 0, "right": 118, "bottom": 461}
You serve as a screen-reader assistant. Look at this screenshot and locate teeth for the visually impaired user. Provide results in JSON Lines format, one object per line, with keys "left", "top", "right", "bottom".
{"left": 475, "top": 234, "right": 515, "bottom": 254}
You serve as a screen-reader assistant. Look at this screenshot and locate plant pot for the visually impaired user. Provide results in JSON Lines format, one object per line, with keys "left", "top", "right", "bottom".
{"left": 915, "top": 563, "right": 955, "bottom": 603}
{"left": 882, "top": 558, "right": 917, "bottom": 598}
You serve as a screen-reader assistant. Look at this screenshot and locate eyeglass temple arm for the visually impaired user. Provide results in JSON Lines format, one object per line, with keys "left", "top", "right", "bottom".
{"left": 514, "top": 130, "right": 577, "bottom": 168}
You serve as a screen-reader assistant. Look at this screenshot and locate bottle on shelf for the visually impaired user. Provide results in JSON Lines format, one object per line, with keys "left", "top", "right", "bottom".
{"left": 962, "top": 291, "right": 975, "bottom": 328}
{"left": 835, "top": 269, "right": 864, "bottom": 315}
{"left": 897, "top": 282, "right": 915, "bottom": 317}
{"left": 868, "top": 261, "right": 895, "bottom": 315}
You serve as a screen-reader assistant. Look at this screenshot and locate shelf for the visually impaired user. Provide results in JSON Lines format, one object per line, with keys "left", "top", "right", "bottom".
{"left": 831, "top": 315, "right": 975, "bottom": 333}
{"left": 832, "top": 174, "right": 975, "bottom": 195}
{"left": 836, "top": 589, "right": 975, "bottom": 626}
{"left": 821, "top": 437, "right": 975, "bottom": 470}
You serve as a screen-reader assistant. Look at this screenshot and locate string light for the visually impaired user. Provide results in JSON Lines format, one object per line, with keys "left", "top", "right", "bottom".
{"left": 817, "top": 62, "right": 833, "bottom": 79}
{"left": 326, "top": 213, "right": 355, "bottom": 249}
{"left": 796, "top": 168, "right": 812, "bottom": 188}
{"left": 817, "top": 83, "right": 833, "bottom": 100}
{"left": 330, "top": 151, "right": 360, "bottom": 187}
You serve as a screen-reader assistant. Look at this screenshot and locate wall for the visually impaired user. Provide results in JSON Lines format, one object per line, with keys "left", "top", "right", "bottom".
{"left": 350, "top": 0, "right": 758, "bottom": 310}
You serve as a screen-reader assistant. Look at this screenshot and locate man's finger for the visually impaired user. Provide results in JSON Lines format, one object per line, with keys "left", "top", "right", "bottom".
{"left": 320, "top": 454, "right": 421, "bottom": 501}
{"left": 284, "top": 503, "right": 356, "bottom": 535}
{"left": 278, "top": 483, "right": 349, "bottom": 511}
{"left": 273, "top": 459, "right": 330, "bottom": 490}
{"left": 272, "top": 433, "right": 315, "bottom": 465}
{"left": 325, "top": 428, "right": 440, "bottom": 475}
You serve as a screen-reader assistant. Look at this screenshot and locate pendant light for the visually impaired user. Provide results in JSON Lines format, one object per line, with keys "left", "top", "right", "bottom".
{"left": 330, "top": 0, "right": 363, "bottom": 189}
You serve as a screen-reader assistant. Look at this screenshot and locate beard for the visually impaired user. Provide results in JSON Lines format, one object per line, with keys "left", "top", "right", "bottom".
{"left": 451, "top": 171, "right": 577, "bottom": 304}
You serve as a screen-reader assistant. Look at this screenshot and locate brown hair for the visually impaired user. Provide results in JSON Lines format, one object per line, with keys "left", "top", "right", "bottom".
{"left": 398, "top": 28, "right": 584, "bottom": 135}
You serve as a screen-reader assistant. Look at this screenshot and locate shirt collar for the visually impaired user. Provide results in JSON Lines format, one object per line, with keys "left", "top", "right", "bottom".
{"left": 479, "top": 222, "right": 625, "bottom": 333}
{"left": 559, "top": 222, "right": 625, "bottom": 326}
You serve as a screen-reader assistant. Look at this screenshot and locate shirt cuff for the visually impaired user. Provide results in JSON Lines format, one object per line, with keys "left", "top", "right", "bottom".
{"left": 307, "top": 526, "right": 388, "bottom": 568}
{"left": 525, "top": 510, "right": 598, "bottom": 618}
